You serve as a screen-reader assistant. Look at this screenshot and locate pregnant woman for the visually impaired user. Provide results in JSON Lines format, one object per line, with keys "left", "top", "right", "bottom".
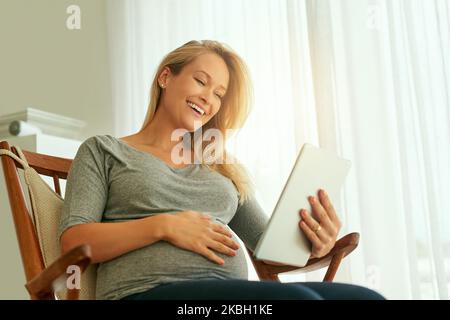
{"left": 58, "top": 40, "right": 384, "bottom": 300}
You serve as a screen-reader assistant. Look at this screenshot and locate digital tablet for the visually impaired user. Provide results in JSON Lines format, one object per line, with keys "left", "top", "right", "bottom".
{"left": 253, "top": 143, "right": 351, "bottom": 267}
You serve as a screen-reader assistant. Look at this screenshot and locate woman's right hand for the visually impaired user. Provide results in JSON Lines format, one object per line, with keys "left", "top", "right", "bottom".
{"left": 163, "top": 211, "right": 240, "bottom": 265}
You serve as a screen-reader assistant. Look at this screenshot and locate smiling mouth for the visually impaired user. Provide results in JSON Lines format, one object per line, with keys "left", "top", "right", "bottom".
{"left": 187, "top": 100, "right": 205, "bottom": 117}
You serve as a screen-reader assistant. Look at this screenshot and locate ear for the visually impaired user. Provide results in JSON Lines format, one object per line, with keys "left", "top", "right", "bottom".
{"left": 158, "top": 67, "right": 172, "bottom": 87}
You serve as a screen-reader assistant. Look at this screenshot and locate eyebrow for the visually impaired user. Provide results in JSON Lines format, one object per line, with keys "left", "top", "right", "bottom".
{"left": 195, "top": 70, "right": 228, "bottom": 91}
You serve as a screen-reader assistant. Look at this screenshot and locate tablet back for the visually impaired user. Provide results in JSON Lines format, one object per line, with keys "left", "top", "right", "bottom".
{"left": 253, "top": 143, "right": 351, "bottom": 267}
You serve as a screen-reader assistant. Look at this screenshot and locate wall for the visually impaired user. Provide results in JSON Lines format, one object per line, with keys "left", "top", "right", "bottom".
{"left": 0, "top": 0, "right": 112, "bottom": 140}
{"left": 0, "top": 0, "right": 112, "bottom": 299}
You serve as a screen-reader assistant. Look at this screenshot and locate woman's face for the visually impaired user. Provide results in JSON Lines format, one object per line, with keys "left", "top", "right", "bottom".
{"left": 158, "top": 53, "right": 230, "bottom": 132}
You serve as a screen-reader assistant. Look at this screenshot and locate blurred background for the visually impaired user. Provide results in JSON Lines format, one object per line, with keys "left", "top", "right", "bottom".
{"left": 0, "top": 0, "right": 449, "bottom": 299}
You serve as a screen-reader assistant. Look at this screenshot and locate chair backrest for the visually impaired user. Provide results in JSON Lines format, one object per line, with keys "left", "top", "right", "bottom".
{"left": 0, "top": 140, "right": 96, "bottom": 300}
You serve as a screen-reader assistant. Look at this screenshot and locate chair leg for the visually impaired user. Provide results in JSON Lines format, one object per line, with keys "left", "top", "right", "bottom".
{"left": 256, "top": 268, "right": 280, "bottom": 282}
{"left": 266, "top": 274, "right": 280, "bottom": 282}
{"left": 323, "top": 251, "right": 345, "bottom": 282}
{"left": 66, "top": 288, "right": 80, "bottom": 300}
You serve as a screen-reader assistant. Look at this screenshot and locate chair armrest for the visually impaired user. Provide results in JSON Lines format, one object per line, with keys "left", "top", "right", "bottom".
{"left": 25, "top": 244, "right": 92, "bottom": 299}
{"left": 249, "top": 232, "right": 359, "bottom": 280}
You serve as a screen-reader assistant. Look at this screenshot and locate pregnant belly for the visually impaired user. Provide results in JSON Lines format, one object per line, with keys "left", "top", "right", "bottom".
{"left": 97, "top": 237, "right": 249, "bottom": 294}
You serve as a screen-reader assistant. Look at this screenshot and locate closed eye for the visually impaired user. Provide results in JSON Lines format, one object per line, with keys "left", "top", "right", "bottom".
{"left": 195, "top": 78, "right": 205, "bottom": 86}
{"left": 196, "top": 78, "right": 223, "bottom": 99}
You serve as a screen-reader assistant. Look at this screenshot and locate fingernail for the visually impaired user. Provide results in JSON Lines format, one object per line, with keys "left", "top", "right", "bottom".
{"left": 309, "top": 196, "right": 315, "bottom": 203}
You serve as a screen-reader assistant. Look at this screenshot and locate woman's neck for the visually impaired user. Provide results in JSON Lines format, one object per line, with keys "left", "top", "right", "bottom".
{"left": 131, "top": 107, "right": 184, "bottom": 153}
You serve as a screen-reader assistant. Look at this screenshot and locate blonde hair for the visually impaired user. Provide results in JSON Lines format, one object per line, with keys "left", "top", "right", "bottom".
{"left": 139, "top": 40, "right": 254, "bottom": 205}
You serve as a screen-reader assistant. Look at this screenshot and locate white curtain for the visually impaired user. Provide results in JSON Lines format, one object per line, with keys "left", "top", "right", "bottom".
{"left": 305, "top": 0, "right": 450, "bottom": 299}
{"left": 106, "top": 0, "right": 450, "bottom": 299}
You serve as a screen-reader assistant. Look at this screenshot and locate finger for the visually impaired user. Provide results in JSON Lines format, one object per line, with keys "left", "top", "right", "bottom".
{"left": 318, "top": 189, "right": 339, "bottom": 223}
{"left": 299, "top": 209, "right": 328, "bottom": 242}
{"left": 299, "top": 220, "right": 322, "bottom": 250}
{"left": 200, "top": 247, "right": 225, "bottom": 265}
{"left": 211, "top": 223, "right": 233, "bottom": 238}
{"left": 207, "top": 240, "right": 237, "bottom": 257}
{"left": 308, "top": 195, "right": 332, "bottom": 228}
{"left": 211, "top": 233, "right": 240, "bottom": 250}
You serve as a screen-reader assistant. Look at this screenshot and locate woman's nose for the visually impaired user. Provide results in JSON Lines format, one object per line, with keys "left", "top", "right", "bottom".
{"left": 199, "top": 92, "right": 212, "bottom": 107}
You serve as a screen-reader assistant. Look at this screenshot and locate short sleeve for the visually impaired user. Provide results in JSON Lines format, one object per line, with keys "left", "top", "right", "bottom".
{"left": 57, "top": 136, "right": 108, "bottom": 241}
{"left": 228, "top": 194, "right": 269, "bottom": 252}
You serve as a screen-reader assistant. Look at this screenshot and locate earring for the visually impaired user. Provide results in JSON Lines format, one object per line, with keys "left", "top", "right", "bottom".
{"left": 160, "top": 83, "right": 165, "bottom": 88}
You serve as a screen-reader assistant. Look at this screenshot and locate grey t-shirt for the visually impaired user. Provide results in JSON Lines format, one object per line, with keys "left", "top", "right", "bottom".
{"left": 57, "top": 134, "right": 269, "bottom": 300}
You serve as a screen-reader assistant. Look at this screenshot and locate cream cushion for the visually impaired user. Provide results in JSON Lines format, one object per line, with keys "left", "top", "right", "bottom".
{"left": 0, "top": 146, "right": 97, "bottom": 300}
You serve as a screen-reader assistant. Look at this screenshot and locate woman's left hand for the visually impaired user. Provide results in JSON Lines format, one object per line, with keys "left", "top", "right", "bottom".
{"left": 298, "top": 189, "right": 342, "bottom": 259}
